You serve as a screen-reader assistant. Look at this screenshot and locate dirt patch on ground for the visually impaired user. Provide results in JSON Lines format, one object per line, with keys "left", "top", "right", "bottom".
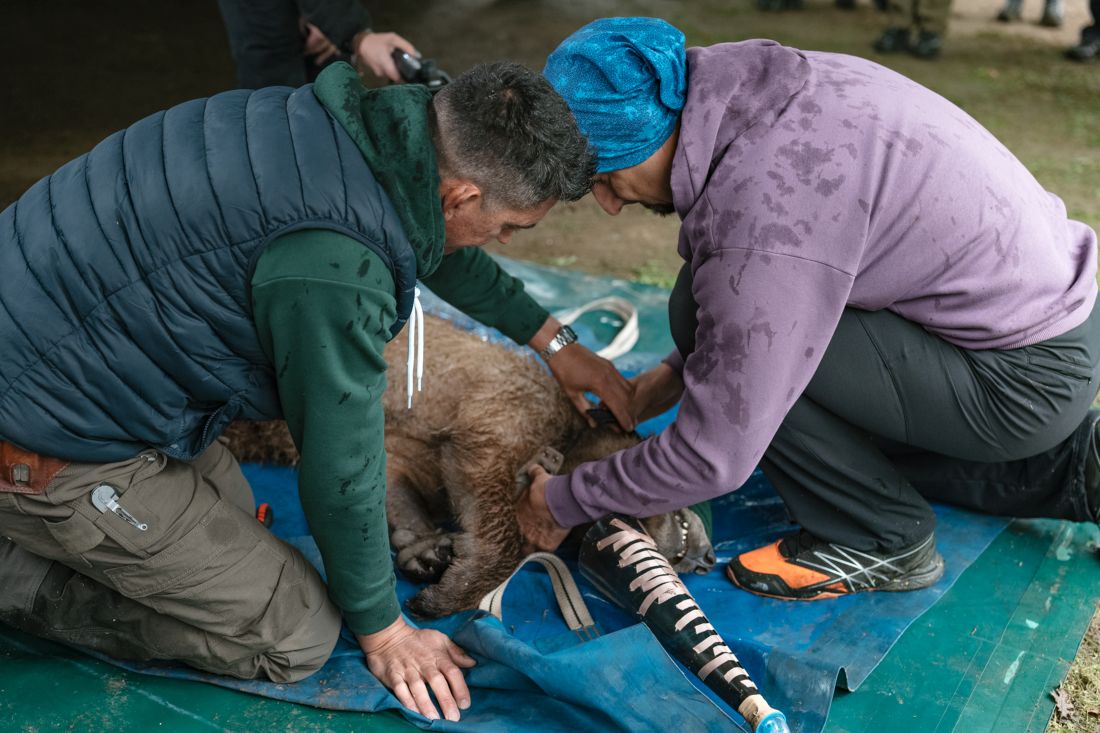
{"left": 952, "top": 0, "right": 1089, "bottom": 45}
{"left": 484, "top": 199, "right": 684, "bottom": 284}
{"left": 3, "top": 0, "right": 1095, "bottom": 287}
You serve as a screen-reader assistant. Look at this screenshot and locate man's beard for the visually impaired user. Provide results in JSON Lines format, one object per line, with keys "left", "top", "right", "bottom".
{"left": 642, "top": 202, "right": 676, "bottom": 217}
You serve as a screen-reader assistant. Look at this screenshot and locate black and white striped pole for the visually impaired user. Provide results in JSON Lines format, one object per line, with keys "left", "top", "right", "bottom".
{"left": 580, "top": 515, "right": 790, "bottom": 733}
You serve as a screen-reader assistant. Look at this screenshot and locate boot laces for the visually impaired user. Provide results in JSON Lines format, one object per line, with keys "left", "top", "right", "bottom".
{"left": 595, "top": 519, "right": 758, "bottom": 689}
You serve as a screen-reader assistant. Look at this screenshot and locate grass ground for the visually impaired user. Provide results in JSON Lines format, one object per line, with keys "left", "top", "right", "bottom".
{"left": 1, "top": 1, "right": 1098, "bottom": 729}
{"left": 1049, "top": 608, "right": 1100, "bottom": 731}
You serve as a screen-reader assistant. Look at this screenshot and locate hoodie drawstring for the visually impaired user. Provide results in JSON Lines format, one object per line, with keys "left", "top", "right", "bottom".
{"left": 406, "top": 287, "right": 425, "bottom": 409}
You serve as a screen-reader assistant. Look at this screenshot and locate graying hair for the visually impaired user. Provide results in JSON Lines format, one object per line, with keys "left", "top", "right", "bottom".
{"left": 430, "top": 61, "right": 595, "bottom": 210}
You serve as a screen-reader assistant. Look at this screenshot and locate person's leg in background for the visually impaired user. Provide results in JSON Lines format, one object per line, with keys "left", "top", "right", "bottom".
{"left": 873, "top": 0, "right": 918, "bottom": 55}
{"left": 217, "top": 0, "right": 307, "bottom": 88}
{"left": 1067, "top": 0, "right": 1100, "bottom": 61}
{"left": 873, "top": 0, "right": 949, "bottom": 58}
{"left": 1041, "top": 0, "right": 1065, "bottom": 28}
{"left": 996, "top": 0, "right": 1024, "bottom": 23}
{"left": 728, "top": 307, "right": 1100, "bottom": 599}
{"left": 997, "top": 0, "right": 1063, "bottom": 27}
{"left": 0, "top": 439, "right": 340, "bottom": 682}
{"left": 910, "top": 0, "right": 951, "bottom": 58}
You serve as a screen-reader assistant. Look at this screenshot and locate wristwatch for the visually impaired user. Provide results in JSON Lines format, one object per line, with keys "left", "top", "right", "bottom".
{"left": 539, "top": 325, "right": 578, "bottom": 361}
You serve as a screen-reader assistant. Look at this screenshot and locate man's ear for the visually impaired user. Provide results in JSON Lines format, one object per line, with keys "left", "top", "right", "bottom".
{"left": 439, "top": 178, "right": 483, "bottom": 220}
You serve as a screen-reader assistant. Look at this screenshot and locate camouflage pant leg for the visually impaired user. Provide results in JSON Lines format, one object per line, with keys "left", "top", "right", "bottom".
{"left": 913, "top": 0, "right": 953, "bottom": 34}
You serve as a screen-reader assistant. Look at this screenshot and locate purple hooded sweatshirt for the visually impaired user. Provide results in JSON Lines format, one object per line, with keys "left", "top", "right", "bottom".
{"left": 546, "top": 40, "right": 1098, "bottom": 527}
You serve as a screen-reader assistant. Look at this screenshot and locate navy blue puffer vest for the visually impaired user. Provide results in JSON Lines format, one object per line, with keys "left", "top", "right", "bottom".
{"left": 0, "top": 85, "right": 418, "bottom": 462}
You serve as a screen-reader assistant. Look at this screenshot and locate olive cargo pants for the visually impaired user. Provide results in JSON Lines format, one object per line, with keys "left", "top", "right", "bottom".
{"left": 0, "top": 439, "right": 340, "bottom": 682}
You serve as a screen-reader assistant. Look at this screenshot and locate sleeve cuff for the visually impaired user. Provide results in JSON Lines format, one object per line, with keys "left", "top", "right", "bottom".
{"left": 663, "top": 349, "right": 685, "bottom": 375}
{"left": 545, "top": 474, "right": 596, "bottom": 528}
{"left": 497, "top": 297, "right": 551, "bottom": 346}
{"left": 342, "top": 592, "right": 402, "bottom": 636}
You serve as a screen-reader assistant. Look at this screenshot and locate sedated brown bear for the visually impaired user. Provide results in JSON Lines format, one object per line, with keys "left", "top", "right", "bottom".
{"left": 225, "top": 314, "right": 715, "bottom": 618}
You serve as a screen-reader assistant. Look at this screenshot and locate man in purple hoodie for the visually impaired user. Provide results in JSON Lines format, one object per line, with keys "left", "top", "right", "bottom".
{"left": 519, "top": 17, "right": 1100, "bottom": 600}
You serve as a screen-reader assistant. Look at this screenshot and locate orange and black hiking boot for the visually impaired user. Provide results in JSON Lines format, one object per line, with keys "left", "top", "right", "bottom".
{"left": 725, "top": 531, "right": 944, "bottom": 600}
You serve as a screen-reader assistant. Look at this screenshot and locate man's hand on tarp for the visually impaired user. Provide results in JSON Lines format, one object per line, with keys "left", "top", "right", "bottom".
{"left": 359, "top": 616, "right": 475, "bottom": 722}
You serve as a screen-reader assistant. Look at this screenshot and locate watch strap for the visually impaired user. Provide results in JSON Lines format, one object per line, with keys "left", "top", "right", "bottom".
{"left": 540, "top": 325, "right": 578, "bottom": 360}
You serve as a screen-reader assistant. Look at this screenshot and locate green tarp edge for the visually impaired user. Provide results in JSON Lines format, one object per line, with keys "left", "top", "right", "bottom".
{"left": 825, "top": 518, "right": 1100, "bottom": 733}
{"left": 0, "top": 626, "right": 415, "bottom": 732}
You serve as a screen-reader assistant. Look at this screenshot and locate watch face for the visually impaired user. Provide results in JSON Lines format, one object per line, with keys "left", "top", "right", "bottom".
{"left": 560, "top": 325, "right": 578, "bottom": 342}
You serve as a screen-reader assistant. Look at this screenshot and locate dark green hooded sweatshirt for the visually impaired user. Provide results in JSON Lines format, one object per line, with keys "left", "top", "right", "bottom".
{"left": 251, "top": 63, "right": 549, "bottom": 634}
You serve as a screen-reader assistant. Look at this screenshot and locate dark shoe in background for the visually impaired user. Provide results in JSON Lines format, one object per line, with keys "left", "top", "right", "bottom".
{"left": 836, "top": 0, "right": 857, "bottom": 9}
{"left": 874, "top": 26, "right": 911, "bottom": 53}
{"left": 911, "top": 31, "right": 943, "bottom": 59}
{"left": 1067, "top": 37, "right": 1100, "bottom": 61}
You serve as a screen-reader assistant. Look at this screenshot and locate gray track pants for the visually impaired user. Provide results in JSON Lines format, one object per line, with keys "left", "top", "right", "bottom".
{"left": 0, "top": 439, "right": 340, "bottom": 682}
{"left": 670, "top": 261, "right": 1100, "bottom": 552}
{"left": 762, "top": 307, "right": 1100, "bottom": 552}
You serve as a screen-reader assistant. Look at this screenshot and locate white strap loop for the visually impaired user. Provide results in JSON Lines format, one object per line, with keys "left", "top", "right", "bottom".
{"left": 554, "top": 296, "right": 639, "bottom": 361}
{"left": 478, "top": 552, "right": 599, "bottom": 640}
{"left": 406, "top": 287, "right": 425, "bottom": 409}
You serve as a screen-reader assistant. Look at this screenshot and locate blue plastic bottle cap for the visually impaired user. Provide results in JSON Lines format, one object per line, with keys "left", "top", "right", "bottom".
{"left": 756, "top": 711, "right": 791, "bottom": 733}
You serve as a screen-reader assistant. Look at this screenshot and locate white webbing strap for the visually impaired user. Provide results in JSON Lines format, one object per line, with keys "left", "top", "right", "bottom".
{"left": 555, "top": 296, "right": 639, "bottom": 361}
{"left": 478, "top": 552, "right": 598, "bottom": 640}
{"left": 406, "top": 287, "right": 425, "bottom": 409}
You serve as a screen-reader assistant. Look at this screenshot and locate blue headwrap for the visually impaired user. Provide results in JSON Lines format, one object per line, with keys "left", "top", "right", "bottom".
{"left": 544, "top": 17, "right": 686, "bottom": 173}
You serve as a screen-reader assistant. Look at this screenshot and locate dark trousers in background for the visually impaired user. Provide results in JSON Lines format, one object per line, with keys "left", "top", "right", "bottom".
{"left": 1083, "top": 0, "right": 1100, "bottom": 42}
{"left": 218, "top": 0, "right": 317, "bottom": 88}
{"left": 763, "top": 306, "right": 1100, "bottom": 553}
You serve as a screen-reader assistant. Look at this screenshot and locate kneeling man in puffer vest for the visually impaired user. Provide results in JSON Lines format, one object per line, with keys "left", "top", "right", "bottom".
{"left": 0, "top": 60, "right": 633, "bottom": 723}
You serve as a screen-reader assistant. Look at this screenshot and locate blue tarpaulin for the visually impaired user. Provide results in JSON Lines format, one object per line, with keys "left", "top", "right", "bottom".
{"left": 78, "top": 257, "right": 1009, "bottom": 733}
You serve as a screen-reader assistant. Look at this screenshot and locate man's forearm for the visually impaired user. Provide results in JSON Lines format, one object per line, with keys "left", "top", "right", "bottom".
{"left": 527, "top": 314, "right": 563, "bottom": 354}
{"left": 420, "top": 248, "right": 550, "bottom": 344}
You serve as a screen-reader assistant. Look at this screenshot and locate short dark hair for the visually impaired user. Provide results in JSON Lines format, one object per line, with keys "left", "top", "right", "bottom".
{"left": 430, "top": 61, "right": 596, "bottom": 210}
